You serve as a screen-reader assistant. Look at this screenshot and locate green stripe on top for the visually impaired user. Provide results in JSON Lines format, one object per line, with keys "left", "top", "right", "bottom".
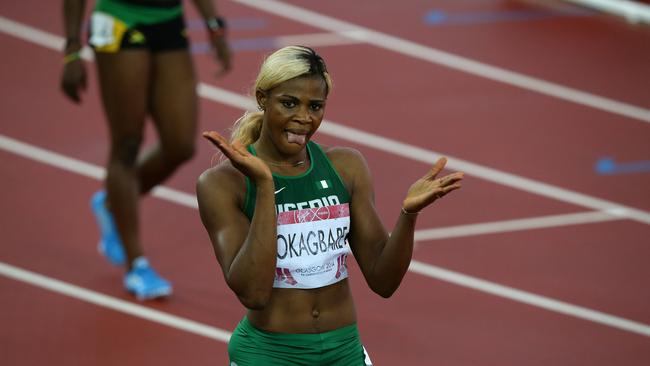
{"left": 95, "top": 0, "right": 183, "bottom": 27}
{"left": 243, "top": 141, "right": 350, "bottom": 220}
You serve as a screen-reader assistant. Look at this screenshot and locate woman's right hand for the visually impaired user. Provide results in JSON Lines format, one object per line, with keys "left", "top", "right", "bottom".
{"left": 60, "top": 57, "right": 87, "bottom": 103}
{"left": 203, "top": 131, "right": 273, "bottom": 183}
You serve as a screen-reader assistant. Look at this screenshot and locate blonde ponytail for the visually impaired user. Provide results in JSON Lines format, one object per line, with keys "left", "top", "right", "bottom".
{"left": 230, "top": 111, "right": 264, "bottom": 146}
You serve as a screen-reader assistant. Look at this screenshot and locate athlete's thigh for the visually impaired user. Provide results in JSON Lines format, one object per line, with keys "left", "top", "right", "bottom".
{"left": 95, "top": 51, "right": 151, "bottom": 139}
{"left": 148, "top": 50, "right": 197, "bottom": 148}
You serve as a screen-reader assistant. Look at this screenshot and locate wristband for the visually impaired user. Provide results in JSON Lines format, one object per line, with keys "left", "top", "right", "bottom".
{"left": 63, "top": 51, "right": 81, "bottom": 64}
{"left": 206, "top": 16, "right": 227, "bottom": 38}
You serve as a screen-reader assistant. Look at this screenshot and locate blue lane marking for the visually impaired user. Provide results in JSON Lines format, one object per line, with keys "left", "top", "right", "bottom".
{"left": 424, "top": 8, "right": 593, "bottom": 26}
{"left": 186, "top": 17, "right": 268, "bottom": 31}
{"left": 187, "top": 16, "right": 276, "bottom": 53}
{"left": 595, "top": 157, "right": 650, "bottom": 175}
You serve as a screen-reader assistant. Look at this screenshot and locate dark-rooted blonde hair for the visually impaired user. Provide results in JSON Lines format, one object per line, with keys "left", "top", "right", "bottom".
{"left": 230, "top": 46, "right": 333, "bottom": 145}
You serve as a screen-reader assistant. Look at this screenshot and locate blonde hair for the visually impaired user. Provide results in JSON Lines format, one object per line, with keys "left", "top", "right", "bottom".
{"left": 230, "top": 46, "right": 333, "bottom": 145}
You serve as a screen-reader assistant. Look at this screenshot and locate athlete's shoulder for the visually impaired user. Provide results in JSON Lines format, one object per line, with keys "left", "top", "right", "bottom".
{"left": 315, "top": 143, "right": 369, "bottom": 186}
{"left": 197, "top": 159, "right": 246, "bottom": 199}
{"left": 316, "top": 143, "right": 364, "bottom": 163}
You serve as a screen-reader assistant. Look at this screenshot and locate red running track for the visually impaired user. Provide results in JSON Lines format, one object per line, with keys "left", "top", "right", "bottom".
{"left": 1, "top": 0, "right": 650, "bottom": 365}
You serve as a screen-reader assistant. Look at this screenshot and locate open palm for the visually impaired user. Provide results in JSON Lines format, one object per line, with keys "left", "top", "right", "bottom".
{"left": 402, "top": 157, "right": 463, "bottom": 214}
{"left": 202, "top": 131, "right": 272, "bottom": 182}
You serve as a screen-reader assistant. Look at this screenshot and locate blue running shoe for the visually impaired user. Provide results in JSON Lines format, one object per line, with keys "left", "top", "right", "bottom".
{"left": 91, "top": 190, "right": 126, "bottom": 266}
{"left": 124, "top": 257, "right": 173, "bottom": 300}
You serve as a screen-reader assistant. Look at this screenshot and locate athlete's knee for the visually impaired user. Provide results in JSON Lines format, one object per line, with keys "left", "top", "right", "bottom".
{"left": 111, "top": 136, "right": 142, "bottom": 167}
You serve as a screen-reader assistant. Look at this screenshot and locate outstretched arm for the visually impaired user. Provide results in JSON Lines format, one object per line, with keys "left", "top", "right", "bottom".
{"left": 197, "top": 131, "right": 277, "bottom": 309}
{"left": 340, "top": 150, "right": 463, "bottom": 297}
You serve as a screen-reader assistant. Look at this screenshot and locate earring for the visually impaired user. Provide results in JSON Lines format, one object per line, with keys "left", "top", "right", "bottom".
{"left": 258, "top": 105, "right": 264, "bottom": 111}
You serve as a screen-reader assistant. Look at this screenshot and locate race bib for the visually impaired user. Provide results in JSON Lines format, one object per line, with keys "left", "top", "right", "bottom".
{"left": 274, "top": 204, "right": 351, "bottom": 289}
{"left": 89, "top": 12, "right": 127, "bottom": 52}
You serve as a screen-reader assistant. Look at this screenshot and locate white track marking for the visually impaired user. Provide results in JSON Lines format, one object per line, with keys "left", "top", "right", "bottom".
{"left": 414, "top": 210, "right": 623, "bottom": 241}
{"left": 409, "top": 261, "right": 650, "bottom": 337}
{"left": 0, "top": 135, "right": 104, "bottom": 179}
{"left": 0, "top": 135, "right": 196, "bottom": 209}
{"left": 0, "top": 16, "right": 94, "bottom": 60}
{"left": 0, "top": 262, "right": 232, "bottom": 342}
{"left": 273, "top": 31, "right": 362, "bottom": 48}
{"left": 563, "top": 0, "right": 650, "bottom": 24}
{"left": 231, "top": 0, "right": 650, "bottom": 124}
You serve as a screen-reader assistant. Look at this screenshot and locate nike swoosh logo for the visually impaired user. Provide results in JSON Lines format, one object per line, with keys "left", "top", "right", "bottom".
{"left": 274, "top": 187, "right": 286, "bottom": 194}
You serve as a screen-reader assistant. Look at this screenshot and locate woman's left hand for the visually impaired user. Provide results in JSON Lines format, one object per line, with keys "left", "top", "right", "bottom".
{"left": 210, "top": 34, "right": 232, "bottom": 77}
{"left": 60, "top": 55, "right": 86, "bottom": 103}
{"left": 402, "top": 157, "right": 463, "bottom": 214}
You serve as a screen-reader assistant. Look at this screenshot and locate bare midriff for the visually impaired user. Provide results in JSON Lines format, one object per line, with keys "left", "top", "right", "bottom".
{"left": 247, "top": 279, "right": 356, "bottom": 333}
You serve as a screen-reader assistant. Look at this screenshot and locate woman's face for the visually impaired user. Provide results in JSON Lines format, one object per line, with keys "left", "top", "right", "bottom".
{"left": 257, "top": 74, "right": 328, "bottom": 157}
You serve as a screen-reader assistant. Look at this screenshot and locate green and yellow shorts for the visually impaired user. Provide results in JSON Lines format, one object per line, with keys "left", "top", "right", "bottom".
{"left": 88, "top": 0, "right": 187, "bottom": 53}
{"left": 228, "top": 317, "right": 373, "bottom": 366}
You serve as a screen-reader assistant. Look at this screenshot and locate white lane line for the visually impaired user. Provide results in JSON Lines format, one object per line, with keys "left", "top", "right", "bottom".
{"left": 409, "top": 261, "right": 650, "bottom": 337}
{"left": 272, "top": 31, "right": 362, "bottom": 48}
{"left": 0, "top": 15, "right": 94, "bottom": 60}
{"left": 0, "top": 135, "right": 196, "bottom": 209}
{"left": 0, "top": 135, "right": 104, "bottom": 179}
{"left": 2, "top": 16, "right": 650, "bottom": 224}
{"left": 563, "top": 0, "right": 650, "bottom": 24}
{"left": 231, "top": 0, "right": 650, "bottom": 124}
{"left": 2, "top": 134, "right": 650, "bottom": 338}
{"left": 0, "top": 261, "right": 232, "bottom": 343}
{"left": 414, "top": 210, "right": 623, "bottom": 241}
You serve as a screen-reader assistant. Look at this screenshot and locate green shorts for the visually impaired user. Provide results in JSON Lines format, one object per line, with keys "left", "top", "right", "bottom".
{"left": 228, "top": 317, "right": 373, "bottom": 366}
